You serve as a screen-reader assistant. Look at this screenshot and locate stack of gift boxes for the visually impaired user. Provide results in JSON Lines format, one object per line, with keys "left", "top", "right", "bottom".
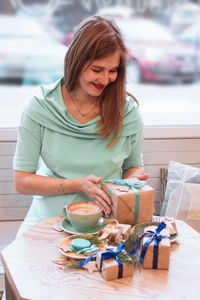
{"left": 94, "top": 178, "right": 172, "bottom": 281}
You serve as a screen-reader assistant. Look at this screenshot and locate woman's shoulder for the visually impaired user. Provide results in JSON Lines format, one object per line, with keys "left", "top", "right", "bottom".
{"left": 34, "top": 77, "right": 64, "bottom": 99}
{"left": 21, "top": 77, "right": 64, "bottom": 124}
{"left": 121, "top": 91, "right": 143, "bottom": 136}
{"left": 125, "top": 92, "right": 139, "bottom": 106}
{"left": 23, "top": 77, "right": 64, "bottom": 113}
{"left": 124, "top": 92, "right": 139, "bottom": 115}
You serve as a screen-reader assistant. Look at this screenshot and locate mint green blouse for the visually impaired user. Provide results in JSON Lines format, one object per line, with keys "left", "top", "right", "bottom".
{"left": 13, "top": 77, "right": 144, "bottom": 235}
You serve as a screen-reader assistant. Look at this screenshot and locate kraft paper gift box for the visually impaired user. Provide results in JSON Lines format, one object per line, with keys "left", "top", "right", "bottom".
{"left": 101, "top": 178, "right": 154, "bottom": 225}
{"left": 142, "top": 225, "right": 170, "bottom": 270}
{"left": 96, "top": 250, "right": 134, "bottom": 281}
{"left": 98, "top": 223, "right": 132, "bottom": 243}
{"left": 112, "top": 223, "right": 132, "bottom": 240}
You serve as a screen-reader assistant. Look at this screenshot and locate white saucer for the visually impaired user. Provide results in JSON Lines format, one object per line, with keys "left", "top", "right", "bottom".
{"left": 170, "top": 233, "right": 178, "bottom": 243}
{"left": 60, "top": 218, "right": 105, "bottom": 235}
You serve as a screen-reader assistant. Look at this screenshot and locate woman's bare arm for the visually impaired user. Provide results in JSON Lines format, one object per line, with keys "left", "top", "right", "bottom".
{"left": 14, "top": 171, "right": 112, "bottom": 214}
{"left": 14, "top": 170, "right": 81, "bottom": 195}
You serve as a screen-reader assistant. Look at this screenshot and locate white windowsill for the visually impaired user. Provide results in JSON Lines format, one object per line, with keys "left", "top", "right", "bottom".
{"left": 0, "top": 126, "right": 200, "bottom": 142}
{"left": 0, "top": 82, "right": 200, "bottom": 141}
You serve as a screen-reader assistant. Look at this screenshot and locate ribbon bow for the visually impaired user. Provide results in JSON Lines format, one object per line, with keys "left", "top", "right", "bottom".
{"left": 130, "top": 222, "right": 169, "bottom": 269}
{"left": 105, "top": 178, "right": 147, "bottom": 224}
{"left": 79, "top": 243, "right": 125, "bottom": 278}
{"left": 100, "top": 243, "right": 125, "bottom": 279}
{"left": 105, "top": 178, "right": 146, "bottom": 190}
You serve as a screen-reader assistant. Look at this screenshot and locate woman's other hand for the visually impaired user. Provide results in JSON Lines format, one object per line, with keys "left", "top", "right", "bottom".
{"left": 80, "top": 175, "right": 112, "bottom": 215}
{"left": 134, "top": 173, "right": 149, "bottom": 181}
{"left": 123, "top": 166, "right": 149, "bottom": 181}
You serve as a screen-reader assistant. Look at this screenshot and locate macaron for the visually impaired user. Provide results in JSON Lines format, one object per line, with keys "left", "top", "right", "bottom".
{"left": 71, "top": 238, "right": 91, "bottom": 251}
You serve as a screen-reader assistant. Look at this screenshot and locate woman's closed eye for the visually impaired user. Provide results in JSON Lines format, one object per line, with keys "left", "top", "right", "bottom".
{"left": 91, "top": 68, "right": 118, "bottom": 73}
{"left": 110, "top": 69, "right": 118, "bottom": 73}
{"left": 92, "top": 69, "right": 101, "bottom": 73}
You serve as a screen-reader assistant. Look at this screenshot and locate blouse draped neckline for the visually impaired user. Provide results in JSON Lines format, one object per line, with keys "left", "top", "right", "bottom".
{"left": 24, "top": 77, "right": 143, "bottom": 139}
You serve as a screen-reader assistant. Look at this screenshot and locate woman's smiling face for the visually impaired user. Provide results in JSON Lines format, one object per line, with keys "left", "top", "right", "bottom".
{"left": 76, "top": 49, "right": 120, "bottom": 98}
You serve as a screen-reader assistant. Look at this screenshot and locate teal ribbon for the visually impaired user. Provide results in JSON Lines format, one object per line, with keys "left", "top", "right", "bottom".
{"left": 105, "top": 178, "right": 146, "bottom": 224}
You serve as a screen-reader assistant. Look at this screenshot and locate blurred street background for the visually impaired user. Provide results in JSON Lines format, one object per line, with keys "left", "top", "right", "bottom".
{"left": 0, "top": 0, "right": 200, "bottom": 127}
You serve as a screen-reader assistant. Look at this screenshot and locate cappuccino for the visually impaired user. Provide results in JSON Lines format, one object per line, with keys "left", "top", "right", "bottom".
{"left": 63, "top": 201, "right": 102, "bottom": 232}
{"left": 69, "top": 203, "right": 101, "bottom": 215}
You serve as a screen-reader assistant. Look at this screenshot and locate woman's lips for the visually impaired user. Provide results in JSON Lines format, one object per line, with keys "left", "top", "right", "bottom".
{"left": 92, "top": 83, "right": 105, "bottom": 90}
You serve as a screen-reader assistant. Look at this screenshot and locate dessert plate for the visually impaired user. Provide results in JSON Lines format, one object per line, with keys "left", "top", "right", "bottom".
{"left": 58, "top": 235, "right": 106, "bottom": 259}
{"left": 60, "top": 217, "right": 105, "bottom": 235}
{"left": 58, "top": 235, "right": 88, "bottom": 259}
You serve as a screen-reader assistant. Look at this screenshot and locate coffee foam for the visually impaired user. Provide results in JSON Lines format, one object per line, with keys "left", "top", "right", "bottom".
{"left": 69, "top": 203, "right": 101, "bottom": 215}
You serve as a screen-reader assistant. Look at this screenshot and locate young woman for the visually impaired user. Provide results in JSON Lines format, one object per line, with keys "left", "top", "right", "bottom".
{"left": 13, "top": 15, "right": 148, "bottom": 235}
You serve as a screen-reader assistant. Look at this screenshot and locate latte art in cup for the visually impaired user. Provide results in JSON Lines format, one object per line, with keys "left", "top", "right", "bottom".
{"left": 63, "top": 202, "right": 102, "bottom": 232}
{"left": 69, "top": 203, "right": 101, "bottom": 215}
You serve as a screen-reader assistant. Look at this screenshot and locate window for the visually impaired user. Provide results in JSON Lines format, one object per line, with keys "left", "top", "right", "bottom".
{"left": 0, "top": 0, "right": 199, "bottom": 133}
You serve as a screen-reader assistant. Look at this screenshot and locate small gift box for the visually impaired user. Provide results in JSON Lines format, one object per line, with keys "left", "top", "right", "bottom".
{"left": 96, "top": 244, "right": 134, "bottom": 281}
{"left": 152, "top": 216, "right": 177, "bottom": 235}
{"left": 111, "top": 224, "right": 132, "bottom": 241}
{"left": 101, "top": 178, "right": 154, "bottom": 225}
{"left": 98, "top": 223, "right": 132, "bottom": 243}
{"left": 130, "top": 222, "right": 170, "bottom": 270}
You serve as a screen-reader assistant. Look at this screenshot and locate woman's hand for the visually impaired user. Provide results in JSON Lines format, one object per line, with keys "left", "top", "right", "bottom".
{"left": 123, "top": 166, "right": 149, "bottom": 181}
{"left": 80, "top": 175, "right": 112, "bottom": 215}
{"left": 134, "top": 173, "right": 149, "bottom": 181}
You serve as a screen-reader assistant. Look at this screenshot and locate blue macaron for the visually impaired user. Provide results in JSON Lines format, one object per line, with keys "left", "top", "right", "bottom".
{"left": 71, "top": 238, "right": 91, "bottom": 252}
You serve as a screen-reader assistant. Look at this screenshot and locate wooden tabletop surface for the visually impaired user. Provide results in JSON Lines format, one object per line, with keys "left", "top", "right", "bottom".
{"left": 1, "top": 217, "right": 200, "bottom": 300}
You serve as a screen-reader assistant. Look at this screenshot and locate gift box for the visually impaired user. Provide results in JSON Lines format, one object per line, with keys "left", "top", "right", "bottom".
{"left": 98, "top": 223, "right": 132, "bottom": 243}
{"left": 96, "top": 249, "right": 134, "bottom": 281}
{"left": 142, "top": 225, "right": 170, "bottom": 270}
{"left": 114, "top": 224, "right": 132, "bottom": 240}
{"left": 101, "top": 178, "right": 154, "bottom": 225}
{"left": 152, "top": 216, "right": 177, "bottom": 235}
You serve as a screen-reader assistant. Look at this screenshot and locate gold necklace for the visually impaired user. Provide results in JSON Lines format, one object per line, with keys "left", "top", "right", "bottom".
{"left": 69, "top": 91, "right": 96, "bottom": 118}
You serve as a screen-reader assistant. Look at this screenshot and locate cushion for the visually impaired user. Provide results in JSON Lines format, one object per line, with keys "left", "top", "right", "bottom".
{"left": 160, "top": 161, "right": 200, "bottom": 232}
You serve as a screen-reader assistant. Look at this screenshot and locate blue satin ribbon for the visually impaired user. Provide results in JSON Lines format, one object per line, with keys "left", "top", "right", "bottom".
{"left": 105, "top": 178, "right": 147, "bottom": 224}
{"left": 78, "top": 250, "right": 99, "bottom": 267}
{"left": 79, "top": 243, "right": 125, "bottom": 278}
{"left": 130, "top": 222, "right": 169, "bottom": 269}
{"left": 99, "top": 243, "right": 125, "bottom": 279}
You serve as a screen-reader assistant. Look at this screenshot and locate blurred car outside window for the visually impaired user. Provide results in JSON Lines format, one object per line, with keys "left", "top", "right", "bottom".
{"left": 0, "top": 14, "right": 67, "bottom": 85}
{"left": 96, "top": 5, "right": 135, "bottom": 18}
{"left": 0, "top": 2, "right": 200, "bottom": 129}
{"left": 62, "top": 5, "right": 135, "bottom": 46}
{"left": 62, "top": 15, "right": 198, "bottom": 85}
{"left": 116, "top": 18, "right": 198, "bottom": 84}
{"left": 178, "top": 21, "right": 200, "bottom": 49}
{"left": 170, "top": 3, "right": 200, "bottom": 34}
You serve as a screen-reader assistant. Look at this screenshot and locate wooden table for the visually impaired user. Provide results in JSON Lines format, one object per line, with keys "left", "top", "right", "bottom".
{"left": 1, "top": 217, "right": 200, "bottom": 300}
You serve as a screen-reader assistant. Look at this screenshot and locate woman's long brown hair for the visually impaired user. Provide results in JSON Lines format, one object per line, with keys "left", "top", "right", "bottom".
{"left": 64, "top": 16, "right": 127, "bottom": 146}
